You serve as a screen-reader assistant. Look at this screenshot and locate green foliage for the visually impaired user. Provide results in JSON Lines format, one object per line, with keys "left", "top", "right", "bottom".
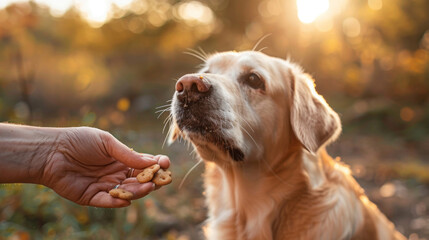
{"left": 393, "top": 162, "right": 429, "bottom": 184}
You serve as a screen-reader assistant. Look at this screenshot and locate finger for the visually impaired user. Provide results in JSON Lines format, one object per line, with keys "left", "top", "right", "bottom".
{"left": 103, "top": 134, "right": 157, "bottom": 169}
{"left": 120, "top": 182, "right": 155, "bottom": 200}
{"left": 88, "top": 191, "right": 131, "bottom": 208}
{"left": 124, "top": 155, "right": 170, "bottom": 178}
{"left": 155, "top": 155, "right": 171, "bottom": 169}
{"left": 142, "top": 153, "right": 156, "bottom": 158}
{"left": 122, "top": 178, "right": 162, "bottom": 190}
{"left": 127, "top": 169, "right": 144, "bottom": 178}
{"left": 122, "top": 178, "right": 164, "bottom": 190}
{"left": 122, "top": 177, "right": 139, "bottom": 184}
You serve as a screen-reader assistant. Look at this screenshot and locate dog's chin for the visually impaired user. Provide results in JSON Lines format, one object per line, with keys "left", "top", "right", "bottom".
{"left": 174, "top": 101, "right": 244, "bottom": 161}
{"left": 181, "top": 128, "right": 245, "bottom": 162}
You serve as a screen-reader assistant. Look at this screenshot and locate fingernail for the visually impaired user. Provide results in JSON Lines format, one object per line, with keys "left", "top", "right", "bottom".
{"left": 159, "top": 155, "right": 169, "bottom": 162}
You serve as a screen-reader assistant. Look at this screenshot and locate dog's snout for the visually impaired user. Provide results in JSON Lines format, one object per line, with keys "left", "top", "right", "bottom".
{"left": 176, "top": 75, "right": 211, "bottom": 94}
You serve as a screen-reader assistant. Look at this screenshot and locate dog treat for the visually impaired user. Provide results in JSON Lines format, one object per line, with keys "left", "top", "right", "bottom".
{"left": 152, "top": 169, "right": 172, "bottom": 186}
{"left": 109, "top": 188, "right": 133, "bottom": 200}
{"left": 137, "top": 164, "right": 161, "bottom": 183}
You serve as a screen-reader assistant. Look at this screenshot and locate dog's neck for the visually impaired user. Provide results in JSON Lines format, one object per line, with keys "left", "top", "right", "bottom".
{"left": 203, "top": 146, "right": 366, "bottom": 240}
{"left": 203, "top": 145, "right": 318, "bottom": 239}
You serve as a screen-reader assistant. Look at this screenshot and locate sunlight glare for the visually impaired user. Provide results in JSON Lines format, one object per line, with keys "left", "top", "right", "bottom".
{"left": 368, "top": 0, "right": 382, "bottom": 10}
{"left": 0, "top": 0, "right": 139, "bottom": 28}
{"left": 34, "top": 0, "right": 73, "bottom": 17}
{"left": 112, "top": 0, "right": 133, "bottom": 8}
{"left": 296, "top": 0, "right": 330, "bottom": 24}
{"left": 0, "top": 0, "right": 25, "bottom": 9}
{"left": 343, "top": 17, "right": 361, "bottom": 37}
{"left": 177, "top": 1, "right": 214, "bottom": 26}
{"left": 76, "top": 0, "right": 111, "bottom": 28}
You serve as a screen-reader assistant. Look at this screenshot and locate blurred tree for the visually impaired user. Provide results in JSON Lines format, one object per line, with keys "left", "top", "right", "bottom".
{"left": 0, "top": 0, "right": 429, "bottom": 239}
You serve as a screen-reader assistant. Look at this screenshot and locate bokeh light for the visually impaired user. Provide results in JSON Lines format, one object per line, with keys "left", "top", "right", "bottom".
{"left": 176, "top": 1, "right": 214, "bottom": 26}
{"left": 380, "top": 182, "right": 396, "bottom": 198}
{"left": 368, "top": 0, "right": 383, "bottom": 11}
{"left": 342, "top": 17, "right": 361, "bottom": 38}
{"left": 400, "top": 107, "right": 415, "bottom": 122}
{"left": 117, "top": 98, "right": 130, "bottom": 112}
{"left": 76, "top": 0, "right": 112, "bottom": 28}
{"left": 0, "top": 0, "right": 428, "bottom": 239}
{"left": 296, "top": 0, "right": 329, "bottom": 23}
{"left": 34, "top": 0, "right": 73, "bottom": 17}
{"left": 0, "top": 0, "right": 165, "bottom": 28}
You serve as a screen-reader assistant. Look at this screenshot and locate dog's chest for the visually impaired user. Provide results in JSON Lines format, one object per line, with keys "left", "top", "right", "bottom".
{"left": 204, "top": 166, "right": 278, "bottom": 240}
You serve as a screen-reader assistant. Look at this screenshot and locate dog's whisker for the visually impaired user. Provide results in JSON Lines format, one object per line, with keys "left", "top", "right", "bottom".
{"left": 257, "top": 46, "right": 268, "bottom": 53}
{"left": 241, "top": 118, "right": 255, "bottom": 133}
{"left": 162, "top": 123, "right": 173, "bottom": 149}
{"left": 163, "top": 114, "right": 173, "bottom": 125}
{"left": 188, "top": 47, "right": 208, "bottom": 59}
{"left": 156, "top": 108, "right": 171, "bottom": 119}
{"left": 197, "top": 63, "right": 207, "bottom": 70}
{"left": 176, "top": 127, "right": 186, "bottom": 145}
{"left": 240, "top": 125, "right": 259, "bottom": 149}
{"left": 156, "top": 110, "right": 170, "bottom": 119}
{"left": 252, "top": 33, "right": 272, "bottom": 52}
{"left": 156, "top": 104, "right": 172, "bottom": 109}
{"left": 155, "top": 106, "right": 171, "bottom": 114}
{"left": 260, "top": 157, "right": 292, "bottom": 187}
{"left": 155, "top": 107, "right": 170, "bottom": 114}
{"left": 184, "top": 49, "right": 207, "bottom": 63}
{"left": 189, "top": 148, "right": 199, "bottom": 159}
{"left": 179, "top": 159, "right": 203, "bottom": 190}
{"left": 162, "top": 115, "right": 173, "bottom": 133}
{"left": 197, "top": 46, "right": 208, "bottom": 59}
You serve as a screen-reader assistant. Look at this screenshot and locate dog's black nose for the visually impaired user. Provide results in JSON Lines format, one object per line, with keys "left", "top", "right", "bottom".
{"left": 176, "top": 74, "right": 212, "bottom": 103}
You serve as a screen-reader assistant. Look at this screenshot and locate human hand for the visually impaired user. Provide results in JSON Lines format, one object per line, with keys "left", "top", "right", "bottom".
{"left": 41, "top": 127, "right": 170, "bottom": 208}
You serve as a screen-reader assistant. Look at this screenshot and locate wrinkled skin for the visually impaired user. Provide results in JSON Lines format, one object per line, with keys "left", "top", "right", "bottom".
{"left": 0, "top": 124, "right": 170, "bottom": 208}
{"left": 41, "top": 127, "right": 170, "bottom": 208}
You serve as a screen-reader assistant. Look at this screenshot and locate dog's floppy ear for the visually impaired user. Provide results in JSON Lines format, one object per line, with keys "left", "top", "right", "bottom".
{"left": 290, "top": 71, "right": 341, "bottom": 153}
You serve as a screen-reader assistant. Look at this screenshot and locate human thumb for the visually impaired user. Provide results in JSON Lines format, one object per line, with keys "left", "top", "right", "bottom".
{"left": 102, "top": 133, "right": 157, "bottom": 169}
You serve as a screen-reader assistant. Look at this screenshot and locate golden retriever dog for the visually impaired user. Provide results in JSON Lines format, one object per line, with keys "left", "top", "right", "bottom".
{"left": 168, "top": 51, "right": 406, "bottom": 240}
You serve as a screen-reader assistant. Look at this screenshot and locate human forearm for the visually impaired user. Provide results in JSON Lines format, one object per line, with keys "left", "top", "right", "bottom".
{"left": 0, "top": 123, "right": 61, "bottom": 184}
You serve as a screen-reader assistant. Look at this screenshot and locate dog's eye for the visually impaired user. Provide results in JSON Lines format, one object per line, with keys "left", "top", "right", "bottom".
{"left": 245, "top": 73, "right": 265, "bottom": 90}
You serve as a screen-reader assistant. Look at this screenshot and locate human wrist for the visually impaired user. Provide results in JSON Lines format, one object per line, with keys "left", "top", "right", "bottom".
{"left": 0, "top": 124, "right": 63, "bottom": 184}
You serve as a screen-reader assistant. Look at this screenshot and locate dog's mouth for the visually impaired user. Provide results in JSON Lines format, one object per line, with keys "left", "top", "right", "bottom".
{"left": 172, "top": 91, "right": 244, "bottom": 162}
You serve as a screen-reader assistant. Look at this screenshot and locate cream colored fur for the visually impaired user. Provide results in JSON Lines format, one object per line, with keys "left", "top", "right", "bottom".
{"left": 169, "top": 51, "right": 406, "bottom": 240}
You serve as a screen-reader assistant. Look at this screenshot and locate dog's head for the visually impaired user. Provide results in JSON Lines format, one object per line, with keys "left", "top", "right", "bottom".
{"left": 169, "top": 51, "right": 341, "bottom": 163}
